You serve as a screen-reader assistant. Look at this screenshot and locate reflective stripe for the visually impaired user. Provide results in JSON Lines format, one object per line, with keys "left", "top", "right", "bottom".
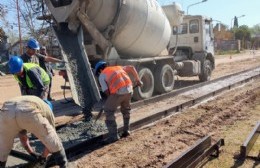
{"left": 102, "top": 66, "right": 132, "bottom": 94}
{"left": 14, "top": 63, "right": 50, "bottom": 88}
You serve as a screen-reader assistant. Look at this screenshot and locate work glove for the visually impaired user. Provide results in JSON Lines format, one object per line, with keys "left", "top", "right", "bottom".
{"left": 136, "top": 81, "right": 143, "bottom": 87}
{"left": 30, "top": 152, "right": 46, "bottom": 162}
{"left": 30, "top": 152, "right": 41, "bottom": 159}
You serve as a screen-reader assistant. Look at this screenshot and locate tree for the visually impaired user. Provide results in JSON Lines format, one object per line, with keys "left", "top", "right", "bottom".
{"left": 233, "top": 16, "right": 238, "bottom": 28}
{"left": 250, "top": 24, "right": 260, "bottom": 49}
{"left": 0, "top": 3, "right": 7, "bottom": 45}
{"left": 0, "top": 3, "right": 8, "bottom": 29}
{"left": 0, "top": 27, "right": 6, "bottom": 44}
{"left": 214, "top": 23, "right": 228, "bottom": 31}
{"left": 2, "top": 1, "right": 49, "bottom": 40}
{"left": 250, "top": 24, "right": 260, "bottom": 35}
{"left": 18, "top": 0, "right": 50, "bottom": 40}
{"left": 234, "top": 25, "right": 251, "bottom": 49}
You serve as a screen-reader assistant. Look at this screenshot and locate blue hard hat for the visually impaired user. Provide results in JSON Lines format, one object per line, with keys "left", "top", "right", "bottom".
{"left": 27, "top": 38, "right": 40, "bottom": 50}
{"left": 43, "top": 99, "right": 53, "bottom": 111}
{"left": 94, "top": 61, "right": 107, "bottom": 76}
{"left": 8, "top": 56, "right": 23, "bottom": 74}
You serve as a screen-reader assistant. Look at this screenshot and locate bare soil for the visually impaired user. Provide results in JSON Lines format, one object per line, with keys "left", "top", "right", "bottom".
{"left": 1, "top": 50, "right": 260, "bottom": 168}
{"left": 73, "top": 80, "right": 260, "bottom": 168}
{"left": 71, "top": 51, "right": 260, "bottom": 168}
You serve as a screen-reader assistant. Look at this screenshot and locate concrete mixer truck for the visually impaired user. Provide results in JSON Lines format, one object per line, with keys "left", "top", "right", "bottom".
{"left": 44, "top": 0, "right": 215, "bottom": 116}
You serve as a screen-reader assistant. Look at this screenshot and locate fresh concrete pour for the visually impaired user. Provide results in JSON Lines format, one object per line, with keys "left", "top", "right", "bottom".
{"left": 9, "top": 119, "right": 107, "bottom": 167}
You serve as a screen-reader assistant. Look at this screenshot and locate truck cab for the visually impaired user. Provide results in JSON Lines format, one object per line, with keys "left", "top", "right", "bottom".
{"left": 169, "top": 15, "right": 215, "bottom": 81}
{"left": 170, "top": 15, "right": 214, "bottom": 58}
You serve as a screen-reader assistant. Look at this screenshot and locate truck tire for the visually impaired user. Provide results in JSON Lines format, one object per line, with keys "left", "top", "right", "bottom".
{"left": 199, "top": 59, "right": 212, "bottom": 82}
{"left": 132, "top": 67, "right": 154, "bottom": 100}
{"left": 154, "top": 64, "right": 175, "bottom": 94}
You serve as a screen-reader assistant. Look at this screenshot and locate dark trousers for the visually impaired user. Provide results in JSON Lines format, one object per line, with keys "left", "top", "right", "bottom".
{"left": 47, "top": 75, "right": 53, "bottom": 99}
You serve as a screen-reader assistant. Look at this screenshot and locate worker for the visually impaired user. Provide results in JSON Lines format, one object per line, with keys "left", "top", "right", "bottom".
{"left": 94, "top": 61, "right": 143, "bottom": 143}
{"left": 21, "top": 38, "right": 65, "bottom": 65}
{"left": 0, "top": 96, "right": 67, "bottom": 168}
{"left": 39, "top": 46, "right": 56, "bottom": 101}
{"left": 20, "top": 38, "right": 40, "bottom": 64}
{"left": 21, "top": 39, "right": 65, "bottom": 100}
{"left": 8, "top": 56, "right": 50, "bottom": 99}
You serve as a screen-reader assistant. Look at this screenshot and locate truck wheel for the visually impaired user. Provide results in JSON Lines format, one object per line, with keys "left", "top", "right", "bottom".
{"left": 199, "top": 59, "right": 212, "bottom": 82}
{"left": 132, "top": 67, "right": 154, "bottom": 100}
{"left": 154, "top": 64, "right": 175, "bottom": 94}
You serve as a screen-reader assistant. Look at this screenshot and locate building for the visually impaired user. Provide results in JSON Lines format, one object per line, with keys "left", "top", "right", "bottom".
{"left": 9, "top": 40, "right": 27, "bottom": 56}
{"left": 213, "top": 24, "right": 241, "bottom": 53}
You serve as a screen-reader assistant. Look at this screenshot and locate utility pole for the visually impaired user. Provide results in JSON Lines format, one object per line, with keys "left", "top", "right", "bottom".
{"left": 16, "top": 0, "right": 23, "bottom": 54}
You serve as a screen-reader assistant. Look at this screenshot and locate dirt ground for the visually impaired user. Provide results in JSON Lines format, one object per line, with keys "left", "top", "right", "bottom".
{"left": 1, "top": 50, "right": 260, "bottom": 168}
{"left": 0, "top": 50, "right": 259, "bottom": 105}
{"left": 71, "top": 79, "right": 260, "bottom": 168}
{"left": 71, "top": 51, "right": 260, "bottom": 168}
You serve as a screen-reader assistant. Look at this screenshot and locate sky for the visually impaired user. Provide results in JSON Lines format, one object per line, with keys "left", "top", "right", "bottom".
{"left": 158, "top": 0, "right": 260, "bottom": 28}
{"left": 1, "top": 0, "right": 260, "bottom": 34}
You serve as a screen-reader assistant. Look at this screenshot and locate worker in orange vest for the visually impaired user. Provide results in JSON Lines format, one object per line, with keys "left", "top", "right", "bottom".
{"left": 94, "top": 61, "right": 143, "bottom": 143}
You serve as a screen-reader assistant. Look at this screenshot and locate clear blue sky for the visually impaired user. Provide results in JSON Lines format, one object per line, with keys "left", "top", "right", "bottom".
{"left": 1, "top": 0, "right": 259, "bottom": 32}
{"left": 158, "top": 0, "right": 260, "bottom": 28}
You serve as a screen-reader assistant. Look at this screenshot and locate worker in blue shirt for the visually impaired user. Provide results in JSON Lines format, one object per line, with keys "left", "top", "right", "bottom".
{"left": 8, "top": 56, "right": 50, "bottom": 99}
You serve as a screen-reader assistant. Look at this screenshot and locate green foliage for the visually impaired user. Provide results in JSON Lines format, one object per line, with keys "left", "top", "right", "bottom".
{"left": 250, "top": 24, "right": 260, "bottom": 49}
{"left": 213, "top": 23, "right": 228, "bottom": 31}
{"left": 250, "top": 24, "right": 260, "bottom": 34}
{"left": 233, "top": 25, "right": 251, "bottom": 49}
{"left": 233, "top": 16, "right": 238, "bottom": 28}
{"left": 234, "top": 25, "right": 251, "bottom": 41}
{"left": 215, "top": 50, "right": 240, "bottom": 55}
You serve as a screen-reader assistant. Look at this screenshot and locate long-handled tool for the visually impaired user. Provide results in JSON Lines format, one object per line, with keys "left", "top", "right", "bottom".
{"left": 10, "top": 149, "right": 36, "bottom": 162}
{"left": 94, "top": 108, "right": 104, "bottom": 123}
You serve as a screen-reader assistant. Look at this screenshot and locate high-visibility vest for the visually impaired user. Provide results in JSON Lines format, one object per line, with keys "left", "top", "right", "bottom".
{"left": 102, "top": 66, "right": 132, "bottom": 94}
{"left": 14, "top": 63, "right": 50, "bottom": 89}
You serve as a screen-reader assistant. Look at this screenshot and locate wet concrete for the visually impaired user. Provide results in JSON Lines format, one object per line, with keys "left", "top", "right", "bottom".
{"left": 57, "top": 120, "right": 107, "bottom": 148}
{"left": 9, "top": 67, "right": 260, "bottom": 167}
{"left": 10, "top": 119, "right": 107, "bottom": 167}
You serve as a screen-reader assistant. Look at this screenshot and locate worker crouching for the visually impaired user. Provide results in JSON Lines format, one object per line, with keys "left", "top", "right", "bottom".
{"left": 0, "top": 96, "right": 67, "bottom": 168}
{"left": 8, "top": 56, "right": 50, "bottom": 99}
{"left": 95, "top": 61, "right": 142, "bottom": 144}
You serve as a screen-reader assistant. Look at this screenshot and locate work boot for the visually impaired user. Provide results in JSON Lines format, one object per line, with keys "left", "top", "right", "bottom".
{"left": 103, "top": 120, "right": 119, "bottom": 144}
{"left": 83, "top": 109, "right": 93, "bottom": 122}
{"left": 102, "top": 135, "right": 119, "bottom": 145}
{"left": 120, "top": 117, "right": 131, "bottom": 138}
{"left": 0, "top": 161, "right": 6, "bottom": 168}
{"left": 123, "top": 118, "right": 130, "bottom": 132}
{"left": 120, "top": 131, "right": 130, "bottom": 138}
{"left": 45, "top": 148, "right": 68, "bottom": 168}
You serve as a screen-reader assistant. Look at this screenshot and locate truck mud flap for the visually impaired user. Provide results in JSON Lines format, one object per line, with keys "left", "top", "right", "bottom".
{"left": 53, "top": 24, "right": 101, "bottom": 116}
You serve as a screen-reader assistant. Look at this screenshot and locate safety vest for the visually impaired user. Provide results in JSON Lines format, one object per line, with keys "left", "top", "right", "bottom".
{"left": 14, "top": 63, "right": 50, "bottom": 89}
{"left": 102, "top": 66, "right": 132, "bottom": 94}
